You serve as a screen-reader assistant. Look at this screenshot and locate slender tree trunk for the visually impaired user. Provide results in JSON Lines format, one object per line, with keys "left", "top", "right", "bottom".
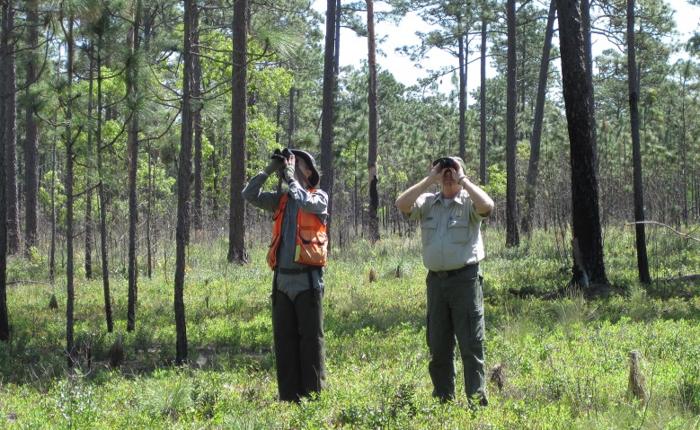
{"left": 49, "top": 111, "right": 57, "bottom": 284}
{"left": 287, "top": 87, "right": 295, "bottom": 147}
{"left": 480, "top": 14, "right": 487, "bottom": 185}
{"left": 0, "top": 0, "right": 9, "bottom": 341}
{"left": 458, "top": 29, "right": 467, "bottom": 161}
{"left": 366, "top": 0, "right": 379, "bottom": 243}
{"left": 556, "top": 0, "right": 608, "bottom": 287}
{"left": 505, "top": 0, "right": 520, "bottom": 247}
{"left": 24, "top": 0, "right": 40, "bottom": 254}
{"left": 227, "top": 0, "right": 249, "bottom": 264}
{"left": 320, "top": 0, "right": 338, "bottom": 247}
{"left": 193, "top": 3, "right": 203, "bottom": 231}
{"left": 63, "top": 15, "right": 76, "bottom": 365}
{"left": 96, "top": 36, "right": 113, "bottom": 332}
{"left": 522, "top": 0, "right": 556, "bottom": 235}
{"left": 175, "top": 0, "right": 197, "bottom": 364}
{"left": 147, "top": 140, "right": 153, "bottom": 279}
{"left": 627, "top": 0, "right": 650, "bottom": 284}
{"left": 2, "top": 1, "right": 19, "bottom": 255}
{"left": 85, "top": 46, "right": 95, "bottom": 279}
{"left": 127, "top": 1, "right": 142, "bottom": 332}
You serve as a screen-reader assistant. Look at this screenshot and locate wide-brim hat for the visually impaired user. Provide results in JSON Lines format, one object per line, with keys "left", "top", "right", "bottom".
{"left": 291, "top": 149, "right": 320, "bottom": 188}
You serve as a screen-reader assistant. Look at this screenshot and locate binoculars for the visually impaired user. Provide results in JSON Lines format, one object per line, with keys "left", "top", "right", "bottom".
{"left": 432, "top": 157, "right": 458, "bottom": 170}
{"left": 271, "top": 148, "right": 293, "bottom": 162}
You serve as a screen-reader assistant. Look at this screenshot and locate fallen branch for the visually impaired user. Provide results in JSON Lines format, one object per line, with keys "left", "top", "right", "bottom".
{"left": 624, "top": 221, "right": 700, "bottom": 243}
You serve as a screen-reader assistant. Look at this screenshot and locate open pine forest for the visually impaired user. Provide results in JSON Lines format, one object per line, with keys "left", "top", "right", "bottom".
{"left": 0, "top": 0, "right": 699, "bottom": 428}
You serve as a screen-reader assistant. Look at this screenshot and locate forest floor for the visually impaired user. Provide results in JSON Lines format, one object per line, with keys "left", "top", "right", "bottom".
{"left": 1, "top": 226, "right": 700, "bottom": 429}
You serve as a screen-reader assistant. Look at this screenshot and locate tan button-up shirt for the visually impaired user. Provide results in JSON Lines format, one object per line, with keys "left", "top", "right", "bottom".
{"left": 409, "top": 189, "right": 485, "bottom": 271}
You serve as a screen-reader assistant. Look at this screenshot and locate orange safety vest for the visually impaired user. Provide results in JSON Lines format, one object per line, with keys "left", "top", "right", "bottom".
{"left": 266, "top": 191, "right": 328, "bottom": 269}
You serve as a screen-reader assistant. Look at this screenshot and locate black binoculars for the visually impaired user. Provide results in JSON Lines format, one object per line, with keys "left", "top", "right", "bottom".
{"left": 271, "top": 148, "right": 293, "bottom": 161}
{"left": 432, "top": 157, "right": 458, "bottom": 170}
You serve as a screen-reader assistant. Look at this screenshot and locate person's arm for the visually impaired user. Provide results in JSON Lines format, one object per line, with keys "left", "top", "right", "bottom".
{"left": 241, "top": 159, "right": 284, "bottom": 212}
{"left": 395, "top": 164, "right": 441, "bottom": 215}
{"left": 287, "top": 179, "right": 328, "bottom": 214}
{"left": 449, "top": 164, "right": 494, "bottom": 217}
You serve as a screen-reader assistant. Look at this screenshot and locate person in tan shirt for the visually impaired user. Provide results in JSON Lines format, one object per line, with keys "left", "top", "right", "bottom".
{"left": 396, "top": 156, "right": 494, "bottom": 406}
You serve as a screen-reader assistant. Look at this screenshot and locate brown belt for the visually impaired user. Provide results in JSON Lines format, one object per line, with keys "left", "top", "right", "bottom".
{"left": 429, "top": 263, "right": 478, "bottom": 279}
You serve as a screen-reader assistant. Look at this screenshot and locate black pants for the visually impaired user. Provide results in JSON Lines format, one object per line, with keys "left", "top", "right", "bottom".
{"left": 272, "top": 288, "right": 326, "bottom": 402}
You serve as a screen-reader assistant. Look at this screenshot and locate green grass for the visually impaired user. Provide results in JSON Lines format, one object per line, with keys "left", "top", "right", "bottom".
{"left": 1, "top": 226, "right": 700, "bottom": 429}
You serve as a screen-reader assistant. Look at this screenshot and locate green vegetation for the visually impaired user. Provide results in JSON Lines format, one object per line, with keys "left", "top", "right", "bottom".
{"left": 1, "top": 227, "right": 699, "bottom": 429}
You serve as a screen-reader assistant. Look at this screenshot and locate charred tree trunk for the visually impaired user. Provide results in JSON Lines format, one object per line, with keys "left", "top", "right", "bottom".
{"left": 2, "top": 1, "right": 19, "bottom": 255}
{"left": 175, "top": 0, "right": 197, "bottom": 364}
{"left": 366, "top": 0, "right": 379, "bottom": 243}
{"left": 522, "top": 0, "right": 555, "bottom": 235}
{"left": 627, "top": 0, "right": 650, "bottom": 284}
{"left": 556, "top": 0, "right": 608, "bottom": 288}
{"left": 96, "top": 34, "right": 113, "bottom": 332}
{"left": 505, "top": 0, "right": 520, "bottom": 247}
{"left": 126, "top": 1, "right": 142, "bottom": 332}
{"left": 320, "top": 0, "right": 338, "bottom": 247}
{"left": 24, "top": 0, "right": 40, "bottom": 254}
{"left": 227, "top": 0, "right": 249, "bottom": 264}
{"left": 63, "top": 15, "right": 76, "bottom": 365}
{"left": 0, "top": 0, "right": 9, "bottom": 341}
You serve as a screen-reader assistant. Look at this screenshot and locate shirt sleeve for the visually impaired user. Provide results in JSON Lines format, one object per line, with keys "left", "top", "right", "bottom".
{"left": 468, "top": 197, "right": 486, "bottom": 223}
{"left": 408, "top": 193, "right": 431, "bottom": 221}
{"left": 241, "top": 172, "right": 281, "bottom": 212}
{"left": 287, "top": 179, "right": 328, "bottom": 215}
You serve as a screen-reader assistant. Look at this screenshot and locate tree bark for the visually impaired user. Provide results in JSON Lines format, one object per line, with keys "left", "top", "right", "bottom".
{"left": 505, "top": 0, "right": 520, "bottom": 247}
{"left": 2, "top": 1, "right": 19, "bottom": 255}
{"left": 175, "top": 0, "right": 197, "bottom": 364}
{"left": 227, "top": 0, "right": 249, "bottom": 264}
{"left": 479, "top": 14, "right": 487, "bottom": 185}
{"left": 366, "top": 0, "right": 379, "bottom": 243}
{"left": 287, "top": 87, "right": 295, "bottom": 147}
{"left": 193, "top": 3, "right": 203, "bottom": 231}
{"left": 0, "top": 0, "right": 9, "bottom": 342}
{"left": 522, "top": 0, "right": 556, "bottom": 235}
{"left": 556, "top": 0, "right": 608, "bottom": 287}
{"left": 63, "top": 15, "right": 76, "bottom": 365}
{"left": 85, "top": 45, "right": 95, "bottom": 280}
{"left": 458, "top": 29, "right": 467, "bottom": 161}
{"left": 24, "top": 0, "right": 40, "bottom": 254}
{"left": 126, "top": 0, "right": 142, "bottom": 332}
{"left": 320, "top": 0, "right": 337, "bottom": 247}
{"left": 96, "top": 35, "right": 113, "bottom": 332}
{"left": 627, "top": 0, "right": 650, "bottom": 284}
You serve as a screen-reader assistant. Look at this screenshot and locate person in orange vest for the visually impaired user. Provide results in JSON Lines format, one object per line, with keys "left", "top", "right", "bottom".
{"left": 242, "top": 148, "right": 328, "bottom": 402}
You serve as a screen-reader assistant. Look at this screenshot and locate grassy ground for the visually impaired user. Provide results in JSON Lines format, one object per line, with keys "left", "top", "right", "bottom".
{"left": 1, "top": 226, "right": 700, "bottom": 429}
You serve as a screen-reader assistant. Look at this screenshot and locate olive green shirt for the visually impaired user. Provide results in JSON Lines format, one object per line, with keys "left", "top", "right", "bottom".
{"left": 409, "top": 189, "right": 486, "bottom": 271}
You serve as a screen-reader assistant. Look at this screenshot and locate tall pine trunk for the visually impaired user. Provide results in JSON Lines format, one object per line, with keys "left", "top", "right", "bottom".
{"left": 0, "top": 0, "right": 9, "bottom": 341}
{"left": 522, "top": 0, "right": 556, "bottom": 235}
{"left": 127, "top": 1, "right": 142, "bottom": 332}
{"left": 85, "top": 46, "right": 95, "bottom": 279}
{"left": 2, "top": 1, "right": 19, "bottom": 255}
{"left": 556, "top": 0, "right": 608, "bottom": 288}
{"left": 366, "top": 0, "right": 379, "bottom": 243}
{"left": 320, "top": 0, "right": 337, "bottom": 246}
{"left": 479, "top": 14, "right": 487, "bottom": 185}
{"left": 627, "top": 0, "right": 650, "bottom": 284}
{"left": 96, "top": 35, "right": 113, "bottom": 332}
{"left": 175, "top": 0, "right": 196, "bottom": 364}
{"left": 505, "top": 0, "right": 520, "bottom": 247}
{"left": 24, "top": 0, "right": 40, "bottom": 254}
{"left": 193, "top": 3, "right": 203, "bottom": 231}
{"left": 63, "top": 15, "right": 76, "bottom": 365}
{"left": 458, "top": 29, "right": 467, "bottom": 161}
{"left": 227, "top": 0, "right": 249, "bottom": 264}
{"left": 287, "top": 87, "right": 295, "bottom": 146}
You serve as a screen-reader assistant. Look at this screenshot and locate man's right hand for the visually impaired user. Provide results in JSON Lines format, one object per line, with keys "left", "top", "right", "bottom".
{"left": 264, "top": 158, "right": 284, "bottom": 175}
{"left": 428, "top": 163, "right": 443, "bottom": 184}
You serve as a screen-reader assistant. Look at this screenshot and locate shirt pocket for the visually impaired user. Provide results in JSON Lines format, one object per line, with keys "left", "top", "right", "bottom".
{"left": 447, "top": 217, "right": 471, "bottom": 244}
{"left": 420, "top": 217, "right": 438, "bottom": 246}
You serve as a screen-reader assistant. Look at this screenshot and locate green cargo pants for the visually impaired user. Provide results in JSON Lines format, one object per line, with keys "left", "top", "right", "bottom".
{"left": 426, "top": 263, "right": 487, "bottom": 405}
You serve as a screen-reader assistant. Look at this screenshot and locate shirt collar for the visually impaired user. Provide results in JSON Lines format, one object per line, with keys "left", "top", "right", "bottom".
{"left": 430, "top": 190, "right": 466, "bottom": 207}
